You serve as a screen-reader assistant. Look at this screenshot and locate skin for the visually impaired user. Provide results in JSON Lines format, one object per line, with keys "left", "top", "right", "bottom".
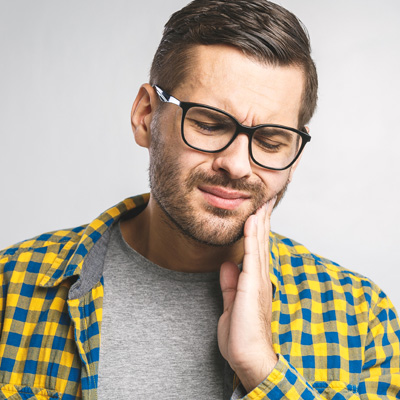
{"left": 122, "top": 44, "right": 305, "bottom": 393}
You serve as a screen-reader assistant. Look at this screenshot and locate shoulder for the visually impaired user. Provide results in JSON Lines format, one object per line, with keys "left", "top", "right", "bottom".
{"left": 272, "top": 231, "right": 369, "bottom": 281}
{"left": 271, "top": 232, "right": 392, "bottom": 312}
{"left": 1, "top": 225, "right": 86, "bottom": 258}
{"left": 0, "top": 225, "right": 86, "bottom": 280}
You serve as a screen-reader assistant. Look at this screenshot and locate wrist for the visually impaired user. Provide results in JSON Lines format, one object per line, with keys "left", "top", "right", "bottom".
{"left": 234, "top": 352, "right": 278, "bottom": 393}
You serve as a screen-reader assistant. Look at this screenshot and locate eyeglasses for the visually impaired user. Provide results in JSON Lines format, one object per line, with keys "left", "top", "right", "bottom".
{"left": 154, "top": 85, "right": 311, "bottom": 171}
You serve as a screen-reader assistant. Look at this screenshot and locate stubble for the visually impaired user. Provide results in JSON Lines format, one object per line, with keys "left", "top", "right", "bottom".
{"left": 148, "top": 111, "right": 288, "bottom": 247}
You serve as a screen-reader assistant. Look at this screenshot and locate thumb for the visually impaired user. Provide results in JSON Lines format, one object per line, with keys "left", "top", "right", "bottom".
{"left": 220, "top": 261, "right": 240, "bottom": 312}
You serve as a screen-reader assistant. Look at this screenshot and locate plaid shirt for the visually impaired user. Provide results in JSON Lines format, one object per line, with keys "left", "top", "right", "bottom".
{"left": 0, "top": 194, "right": 399, "bottom": 399}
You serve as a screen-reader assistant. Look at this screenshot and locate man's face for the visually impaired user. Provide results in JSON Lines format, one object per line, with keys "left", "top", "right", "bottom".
{"left": 149, "top": 45, "right": 305, "bottom": 247}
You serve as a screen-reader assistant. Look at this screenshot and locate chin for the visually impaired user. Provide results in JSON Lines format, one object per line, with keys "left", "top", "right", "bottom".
{"left": 184, "top": 226, "right": 244, "bottom": 247}
{"left": 179, "top": 209, "right": 248, "bottom": 247}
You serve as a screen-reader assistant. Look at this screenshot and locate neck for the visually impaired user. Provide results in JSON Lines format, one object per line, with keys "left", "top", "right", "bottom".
{"left": 120, "top": 195, "right": 243, "bottom": 272}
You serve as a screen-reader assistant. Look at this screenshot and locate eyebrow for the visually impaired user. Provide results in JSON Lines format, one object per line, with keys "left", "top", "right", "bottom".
{"left": 188, "top": 107, "right": 233, "bottom": 123}
{"left": 255, "top": 127, "right": 295, "bottom": 141}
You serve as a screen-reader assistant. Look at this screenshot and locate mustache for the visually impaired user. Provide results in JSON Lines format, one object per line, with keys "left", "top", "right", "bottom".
{"left": 185, "top": 170, "right": 263, "bottom": 193}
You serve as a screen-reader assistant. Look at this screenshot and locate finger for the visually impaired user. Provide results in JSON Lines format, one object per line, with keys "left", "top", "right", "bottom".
{"left": 263, "top": 196, "right": 277, "bottom": 244}
{"left": 258, "top": 203, "right": 268, "bottom": 280}
{"left": 220, "top": 261, "right": 240, "bottom": 312}
{"left": 257, "top": 203, "right": 267, "bottom": 274}
{"left": 242, "top": 213, "right": 259, "bottom": 274}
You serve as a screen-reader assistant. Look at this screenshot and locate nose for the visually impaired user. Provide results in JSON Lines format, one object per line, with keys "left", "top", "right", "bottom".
{"left": 211, "top": 133, "right": 252, "bottom": 179}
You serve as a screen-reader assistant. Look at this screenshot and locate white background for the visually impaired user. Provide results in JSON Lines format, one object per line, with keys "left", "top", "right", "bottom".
{"left": 1, "top": 1, "right": 399, "bottom": 310}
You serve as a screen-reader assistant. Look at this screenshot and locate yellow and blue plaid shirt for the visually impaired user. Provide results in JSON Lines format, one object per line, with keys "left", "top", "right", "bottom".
{"left": 0, "top": 194, "right": 399, "bottom": 399}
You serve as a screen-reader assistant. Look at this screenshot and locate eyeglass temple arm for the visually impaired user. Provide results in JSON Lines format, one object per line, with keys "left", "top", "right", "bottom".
{"left": 154, "top": 85, "right": 180, "bottom": 106}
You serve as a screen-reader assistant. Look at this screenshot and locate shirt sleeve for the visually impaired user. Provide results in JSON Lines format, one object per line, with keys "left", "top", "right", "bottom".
{"left": 231, "top": 354, "right": 325, "bottom": 400}
{"left": 232, "top": 290, "right": 400, "bottom": 400}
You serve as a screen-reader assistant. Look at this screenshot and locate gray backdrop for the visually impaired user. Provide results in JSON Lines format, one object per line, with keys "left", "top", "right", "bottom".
{"left": 1, "top": 1, "right": 399, "bottom": 310}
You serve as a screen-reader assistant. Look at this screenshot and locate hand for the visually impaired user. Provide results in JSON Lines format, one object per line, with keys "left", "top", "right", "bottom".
{"left": 218, "top": 198, "right": 278, "bottom": 393}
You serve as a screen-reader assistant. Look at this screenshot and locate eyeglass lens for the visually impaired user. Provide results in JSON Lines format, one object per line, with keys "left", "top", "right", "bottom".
{"left": 183, "top": 106, "right": 301, "bottom": 169}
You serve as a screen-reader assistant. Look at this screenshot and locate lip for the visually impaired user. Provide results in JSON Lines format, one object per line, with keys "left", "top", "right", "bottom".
{"left": 198, "top": 185, "right": 250, "bottom": 210}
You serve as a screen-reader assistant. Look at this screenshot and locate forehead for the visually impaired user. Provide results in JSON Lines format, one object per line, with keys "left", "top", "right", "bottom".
{"left": 175, "top": 45, "right": 305, "bottom": 128}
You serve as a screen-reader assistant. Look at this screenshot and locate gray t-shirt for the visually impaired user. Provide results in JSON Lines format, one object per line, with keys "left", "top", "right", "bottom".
{"left": 97, "top": 222, "right": 225, "bottom": 399}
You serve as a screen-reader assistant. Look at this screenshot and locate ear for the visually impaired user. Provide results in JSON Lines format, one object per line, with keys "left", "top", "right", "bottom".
{"left": 131, "top": 83, "right": 158, "bottom": 148}
{"left": 287, "top": 125, "right": 309, "bottom": 182}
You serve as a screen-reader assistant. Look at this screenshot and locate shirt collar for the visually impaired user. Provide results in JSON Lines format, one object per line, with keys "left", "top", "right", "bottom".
{"left": 39, "top": 193, "right": 150, "bottom": 287}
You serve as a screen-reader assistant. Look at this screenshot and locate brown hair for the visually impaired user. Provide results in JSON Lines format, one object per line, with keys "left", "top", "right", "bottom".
{"left": 150, "top": 0, "right": 318, "bottom": 128}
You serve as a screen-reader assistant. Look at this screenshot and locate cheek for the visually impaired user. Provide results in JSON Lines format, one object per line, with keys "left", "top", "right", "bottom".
{"left": 178, "top": 151, "right": 213, "bottom": 179}
{"left": 155, "top": 107, "right": 183, "bottom": 147}
{"left": 258, "top": 169, "right": 291, "bottom": 193}
{"left": 168, "top": 107, "right": 185, "bottom": 143}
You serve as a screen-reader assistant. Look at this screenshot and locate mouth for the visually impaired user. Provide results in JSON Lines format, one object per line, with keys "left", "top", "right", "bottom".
{"left": 198, "top": 185, "right": 251, "bottom": 210}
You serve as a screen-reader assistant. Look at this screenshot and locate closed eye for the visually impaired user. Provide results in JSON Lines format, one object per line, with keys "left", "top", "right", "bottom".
{"left": 187, "top": 118, "right": 232, "bottom": 135}
{"left": 253, "top": 137, "right": 283, "bottom": 152}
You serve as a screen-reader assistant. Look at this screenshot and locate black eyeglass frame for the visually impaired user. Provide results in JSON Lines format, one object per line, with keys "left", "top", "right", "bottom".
{"left": 154, "top": 85, "right": 311, "bottom": 171}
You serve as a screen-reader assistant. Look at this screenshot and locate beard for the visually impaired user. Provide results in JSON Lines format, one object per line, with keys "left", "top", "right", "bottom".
{"left": 148, "top": 114, "right": 289, "bottom": 247}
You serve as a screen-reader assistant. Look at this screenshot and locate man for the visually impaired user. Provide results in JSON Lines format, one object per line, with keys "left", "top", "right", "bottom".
{"left": 0, "top": 1, "right": 399, "bottom": 399}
